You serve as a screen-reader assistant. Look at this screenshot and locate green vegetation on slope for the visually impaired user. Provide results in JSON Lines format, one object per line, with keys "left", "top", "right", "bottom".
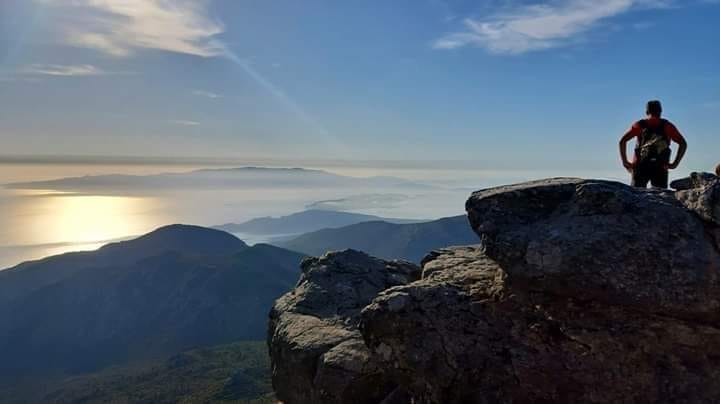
{"left": 0, "top": 341, "right": 274, "bottom": 404}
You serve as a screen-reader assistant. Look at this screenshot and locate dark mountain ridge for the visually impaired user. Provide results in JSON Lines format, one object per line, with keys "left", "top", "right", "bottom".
{"left": 0, "top": 225, "right": 303, "bottom": 383}
{"left": 278, "top": 215, "right": 477, "bottom": 263}
{"left": 0, "top": 224, "right": 247, "bottom": 303}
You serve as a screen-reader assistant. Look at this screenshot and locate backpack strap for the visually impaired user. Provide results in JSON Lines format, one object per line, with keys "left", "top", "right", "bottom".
{"left": 638, "top": 119, "right": 667, "bottom": 135}
{"left": 658, "top": 119, "right": 669, "bottom": 139}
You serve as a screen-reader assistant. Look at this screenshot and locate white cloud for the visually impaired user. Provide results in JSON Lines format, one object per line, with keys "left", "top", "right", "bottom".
{"left": 432, "top": 0, "right": 674, "bottom": 54}
{"left": 192, "top": 90, "right": 222, "bottom": 99}
{"left": 39, "top": 0, "right": 224, "bottom": 57}
{"left": 20, "top": 64, "right": 106, "bottom": 76}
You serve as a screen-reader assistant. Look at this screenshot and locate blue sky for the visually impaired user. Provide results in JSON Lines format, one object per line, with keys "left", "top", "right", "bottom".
{"left": 0, "top": 0, "right": 718, "bottom": 173}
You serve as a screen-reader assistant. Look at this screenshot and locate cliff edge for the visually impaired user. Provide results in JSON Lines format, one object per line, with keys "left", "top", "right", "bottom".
{"left": 269, "top": 174, "right": 720, "bottom": 403}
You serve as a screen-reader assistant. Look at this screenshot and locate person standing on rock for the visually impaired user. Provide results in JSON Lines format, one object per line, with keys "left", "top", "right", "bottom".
{"left": 619, "top": 100, "right": 687, "bottom": 188}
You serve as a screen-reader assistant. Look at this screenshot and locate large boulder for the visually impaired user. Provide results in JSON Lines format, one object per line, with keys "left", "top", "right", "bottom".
{"left": 464, "top": 178, "right": 720, "bottom": 323}
{"left": 268, "top": 250, "right": 420, "bottom": 404}
{"left": 359, "top": 178, "right": 720, "bottom": 402}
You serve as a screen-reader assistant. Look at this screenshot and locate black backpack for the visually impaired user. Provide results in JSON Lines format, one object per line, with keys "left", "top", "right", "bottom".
{"left": 635, "top": 119, "right": 671, "bottom": 165}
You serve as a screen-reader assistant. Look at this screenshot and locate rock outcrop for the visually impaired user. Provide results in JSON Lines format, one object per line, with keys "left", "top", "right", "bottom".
{"left": 270, "top": 175, "right": 720, "bottom": 403}
{"left": 672, "top": 171, "right": 720, "bottom": 226}
{"left": 464, "top": 177, "right": 720, "bottom": 323}
{"left": 268, "top": 250, "right": 420, "bottom": 404}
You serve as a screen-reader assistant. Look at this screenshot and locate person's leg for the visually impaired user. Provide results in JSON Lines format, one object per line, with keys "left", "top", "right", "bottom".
{"left": 631, "top": 166, "right": 650, "bottom": 188}
{"left": 650, "top": 167, "right": 669, "bottom": 189}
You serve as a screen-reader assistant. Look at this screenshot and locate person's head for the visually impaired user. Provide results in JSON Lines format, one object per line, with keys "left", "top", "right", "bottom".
{"left": 716, "top": 163, "right": 720, "bottom": 177}
{"left": 646, "top": 100, "right": 663, "bottom": 117}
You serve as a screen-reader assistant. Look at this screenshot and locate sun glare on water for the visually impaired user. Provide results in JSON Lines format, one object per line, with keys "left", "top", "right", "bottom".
{"left": 5, "top": 190, "right": 167, "bottom": 249}
{"left": 46, "top": 194, "right": 148, "bottom": 244}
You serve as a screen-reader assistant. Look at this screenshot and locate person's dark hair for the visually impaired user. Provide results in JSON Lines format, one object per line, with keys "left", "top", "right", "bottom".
{"left": 716, "top": 163, "right": 720, "bottom": 177}
{"left": 646, "top": 100, "right": 662, "bottom": 117}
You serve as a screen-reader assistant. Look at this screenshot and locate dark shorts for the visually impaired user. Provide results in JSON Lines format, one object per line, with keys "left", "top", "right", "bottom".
{"left": 632, "top": 163, "right": 668, "bottom": 189}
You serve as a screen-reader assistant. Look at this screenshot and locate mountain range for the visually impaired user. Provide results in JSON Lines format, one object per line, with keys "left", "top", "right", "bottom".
{"left": 0, "top": 225, "right": 304, "bottom": 383}
{"left": 215, "top": 209, "right": 422, "bottom": 236}
{"left": 278, "top": 215, "right": 478, "bottom": 263}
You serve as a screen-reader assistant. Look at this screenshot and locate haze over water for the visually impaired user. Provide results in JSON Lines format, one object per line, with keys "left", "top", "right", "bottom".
{"left": 0, "top": 162, "right": 475, "bottom": 269}
{"left": 0, "top": 158, "right": 642, "bottom": 270}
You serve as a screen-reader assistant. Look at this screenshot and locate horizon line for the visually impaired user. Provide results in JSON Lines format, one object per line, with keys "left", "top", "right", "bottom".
{"left": 0, "top": 154, "right": 618, "bottom": 172}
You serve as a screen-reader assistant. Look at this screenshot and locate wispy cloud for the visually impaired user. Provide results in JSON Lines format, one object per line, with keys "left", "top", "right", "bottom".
{"left": 37, "top": 0, "right": 332, "bottom": 143}
{"left": 39, "top": 0, "right": 224, "bottom": 57}
{"left": 169, "top": 120, "right": 201, "bottom": 126}
{"left": 433, "top": 0, "right": 675, "bottom": 54}
{"left": 20, "top": 64, "right": 106, "bottom": 76}
{"left": 192, "top": 90, "right": 222, "bottom": 99}
{"left": 224, "top": 51, "right": 331, "bottom": 139}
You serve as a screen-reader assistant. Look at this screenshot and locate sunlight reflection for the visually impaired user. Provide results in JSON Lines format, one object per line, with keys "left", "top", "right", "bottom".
{"left": 47, "top": 195, "right": 141, "bottom": 243}
{"left": 0, "top": 189, "right": 172, "bottom": 268}
{"left": 12, "top": 190, "right": 167, "bottom": 246}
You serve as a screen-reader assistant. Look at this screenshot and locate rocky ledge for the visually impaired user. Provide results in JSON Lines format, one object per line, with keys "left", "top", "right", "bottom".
{"left": 269, "top": 174, "right": 720, "bottom": 403}
{"left": 268, "top": 250, "right": 419, "bottom": 404}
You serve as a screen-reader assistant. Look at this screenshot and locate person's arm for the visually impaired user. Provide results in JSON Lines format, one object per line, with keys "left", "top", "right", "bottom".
{"left": 619, "top": 125, "right": 639, "bottom": 172}
{"left": 667, "top": 123, "right": 687, "bottom": 170}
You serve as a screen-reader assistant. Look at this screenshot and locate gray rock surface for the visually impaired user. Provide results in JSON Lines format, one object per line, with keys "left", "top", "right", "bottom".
{"left": 465, "top": 178, "right": 720, "bottom": 323}
{"left": 672, "top": 172, "right": 720, "bottom": 225}
{"left": 362, "top": 246, "right": 720, "bottom": 403}
{"left": 271, "top": 177, "right": 720, "bottom": 403}
{"left": 268, "top": 249, "right": 419, "bottom": 404}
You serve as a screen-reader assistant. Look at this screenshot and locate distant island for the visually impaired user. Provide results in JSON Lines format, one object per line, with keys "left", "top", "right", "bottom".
{"left": 5, "top": 167, "right": 432, "bottom": 192}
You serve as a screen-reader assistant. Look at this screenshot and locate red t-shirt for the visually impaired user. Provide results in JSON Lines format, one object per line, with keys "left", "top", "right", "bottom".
{"left": 627, "top": 117, "right": 684, "bottom": 143}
